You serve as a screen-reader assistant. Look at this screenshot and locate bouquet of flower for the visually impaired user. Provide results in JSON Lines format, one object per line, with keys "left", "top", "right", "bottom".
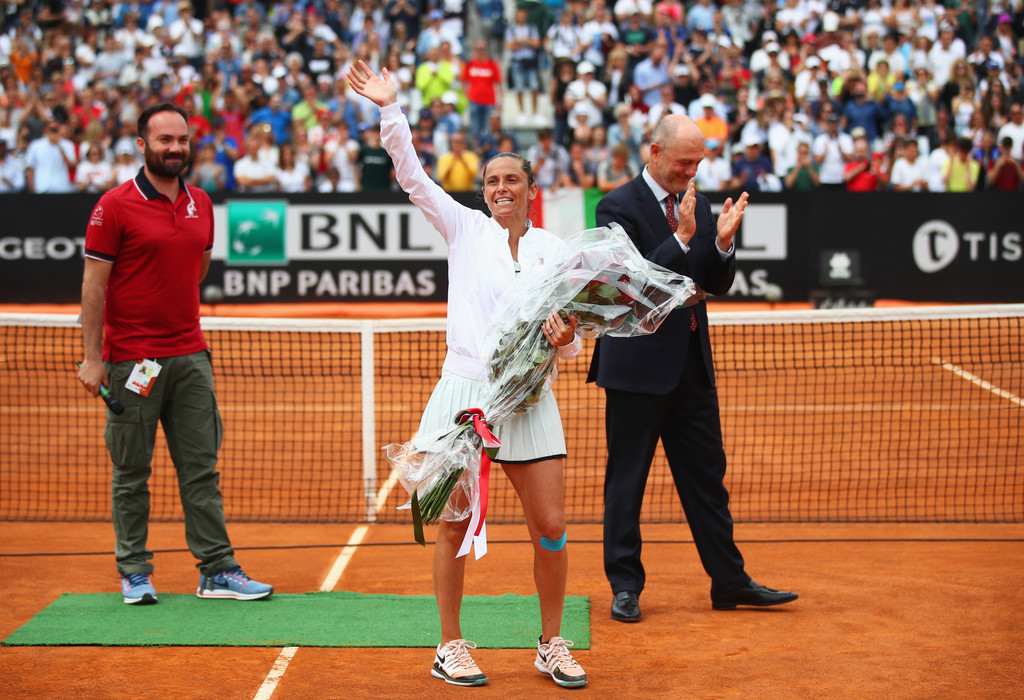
{"left": 384, "top": 224, "right": 704, "bottom": 548}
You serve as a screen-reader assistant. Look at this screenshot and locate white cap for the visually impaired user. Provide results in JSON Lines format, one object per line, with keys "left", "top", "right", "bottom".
{"left": 805, "top": 55, "right": 821, "bottom": 68}
{"left": 822, "top": 12, "right": 840, "bottom": 32}
{"left": 742, "top": 132, "right": 763, "bottom": 147}
{"left": 699, "top": 93, "right": 716, "bottom": 108}
{"left": 765, "top": 41, "right": 781, "bottom": 53}
{"left": 577, "top": 61, "right": 596, "bottom": 74}
{"left": 674, "top": 63, "right": 691, "bottom": 76}
{"left": 441, "top": 91, "right": 459, "bottom": 105}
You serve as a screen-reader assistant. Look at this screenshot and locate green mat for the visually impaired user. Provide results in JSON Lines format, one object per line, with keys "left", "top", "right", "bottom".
{"left": 2, "top": 592, "right": 590, "bottom": 648}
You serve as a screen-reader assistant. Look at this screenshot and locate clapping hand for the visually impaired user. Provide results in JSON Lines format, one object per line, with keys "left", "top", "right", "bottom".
{"left": 675, "top": 181, "right": 697, "bottom": 246}
{"left": 716, "top": 191, "right": 749, "bottom": 252}
{"left": 346, "top": 60, "right": 398, "bottom": 108}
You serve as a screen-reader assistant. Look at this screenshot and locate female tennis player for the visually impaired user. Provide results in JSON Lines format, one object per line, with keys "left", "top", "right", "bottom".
{"left": 347, "top": 60, "right": 587, "bottom": 689}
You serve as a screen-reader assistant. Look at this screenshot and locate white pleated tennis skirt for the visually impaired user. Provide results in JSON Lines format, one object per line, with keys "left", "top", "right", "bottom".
{"left": 414, "top": 370, "right": 567, "bottom": 464}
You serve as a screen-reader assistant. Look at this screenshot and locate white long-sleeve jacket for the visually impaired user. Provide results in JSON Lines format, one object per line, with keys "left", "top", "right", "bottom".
{"left": 379, "top": 102, "right": 582, "bottom": 381}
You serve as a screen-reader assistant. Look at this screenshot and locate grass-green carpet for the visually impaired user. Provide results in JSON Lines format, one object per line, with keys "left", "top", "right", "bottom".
{"left": 2, "top": 592, "right": 590, "bottom": 648}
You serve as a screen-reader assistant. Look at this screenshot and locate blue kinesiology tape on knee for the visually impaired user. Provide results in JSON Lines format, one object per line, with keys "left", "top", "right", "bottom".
{"left": 539, "top": 531, "right": 567, "bottom": 551}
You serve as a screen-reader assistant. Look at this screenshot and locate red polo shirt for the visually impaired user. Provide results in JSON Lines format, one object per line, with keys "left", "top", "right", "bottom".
{"left": 84, "top": 170, "right": 213, "bottom": 362}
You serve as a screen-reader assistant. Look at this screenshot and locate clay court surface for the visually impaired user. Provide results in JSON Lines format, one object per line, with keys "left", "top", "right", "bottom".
{"left": 2, "top": 302, "right": 1021, "bottom": 698}
{"left": 2, "top": 521, "right": 1022, "bottom": 699}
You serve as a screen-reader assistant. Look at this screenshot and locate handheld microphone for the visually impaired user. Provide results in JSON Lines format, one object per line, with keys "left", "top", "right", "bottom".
{"left": 77, "top": 362, "right": 126, "bottom": 415}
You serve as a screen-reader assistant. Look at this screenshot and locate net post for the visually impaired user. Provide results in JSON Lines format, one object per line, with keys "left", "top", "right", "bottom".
{"left": 361, "top": 322, "right": 378, "bottom": 522}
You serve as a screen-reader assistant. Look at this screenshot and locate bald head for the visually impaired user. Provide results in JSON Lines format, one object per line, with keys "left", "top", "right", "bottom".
{"left": 648, "top": 114, "right": 706, "bottom": 194}
{"left": 651, "top": 114, "right": 705, "bottom": 152}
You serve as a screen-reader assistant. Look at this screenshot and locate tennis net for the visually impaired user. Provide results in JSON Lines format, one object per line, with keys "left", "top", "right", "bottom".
{"left": 1, "top": 305, "right": 1021, "bottom": 524}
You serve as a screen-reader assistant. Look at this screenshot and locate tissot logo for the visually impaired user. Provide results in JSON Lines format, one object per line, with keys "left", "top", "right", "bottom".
{"left": 912, "top": 219, "right": 960, "bottom": 273}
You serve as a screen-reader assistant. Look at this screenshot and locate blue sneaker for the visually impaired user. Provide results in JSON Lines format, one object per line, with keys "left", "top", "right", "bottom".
{"left": 121, "top": 573, "right": 158, "bottom": 605}
{"left": 196, "top": 566, "right": 273, "bottom": 600}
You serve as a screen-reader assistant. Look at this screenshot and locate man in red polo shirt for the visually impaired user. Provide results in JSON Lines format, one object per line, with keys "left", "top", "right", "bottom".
{"left": 77, "top": 103, "right": 273, "bottom": 605}
{"left": 843, "top": 129, "right": 886, "bottom": 192}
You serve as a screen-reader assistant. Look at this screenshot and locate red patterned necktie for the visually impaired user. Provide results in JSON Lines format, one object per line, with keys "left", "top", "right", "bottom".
{"left": 665, "top": 195, "right": 698, "bottom": 331}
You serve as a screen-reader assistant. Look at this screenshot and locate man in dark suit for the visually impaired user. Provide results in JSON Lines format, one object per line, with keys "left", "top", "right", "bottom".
{"left": 589, "top": 114, "right": 797, "bottom": 621}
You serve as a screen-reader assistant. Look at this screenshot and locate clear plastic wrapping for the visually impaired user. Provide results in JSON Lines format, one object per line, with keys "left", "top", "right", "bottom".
{"left": 384, "top": 224, "right": 704, "bottom": 537}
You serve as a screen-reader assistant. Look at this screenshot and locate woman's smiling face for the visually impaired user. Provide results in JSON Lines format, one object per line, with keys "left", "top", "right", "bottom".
{"left": 482, "top": 156, "right": 537, "bottom": 220}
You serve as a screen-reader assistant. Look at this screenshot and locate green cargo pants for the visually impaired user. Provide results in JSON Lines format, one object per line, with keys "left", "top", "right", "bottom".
{"left": 104, "top": 350, "right": 238, "bottom": 577}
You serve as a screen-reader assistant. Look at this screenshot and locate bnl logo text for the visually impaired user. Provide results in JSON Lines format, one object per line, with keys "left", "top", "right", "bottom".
{"left": 912, "top": 220, "right": 1022, "bottom": 273}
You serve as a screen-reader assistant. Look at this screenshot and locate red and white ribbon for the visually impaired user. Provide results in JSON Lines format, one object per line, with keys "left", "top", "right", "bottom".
{"left": 454, "top": 408, "right": 500, "bottom": 560}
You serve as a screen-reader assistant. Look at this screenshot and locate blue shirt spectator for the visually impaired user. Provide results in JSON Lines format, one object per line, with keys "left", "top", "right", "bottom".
{"left": 248, "top": 95, "right": 293, "bottom": 145}
{"left": 843, "top": 80, "right": 887, "bottom": 142}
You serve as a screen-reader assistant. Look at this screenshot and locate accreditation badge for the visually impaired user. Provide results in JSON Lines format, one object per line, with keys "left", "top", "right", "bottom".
{"left": 125, "top": 359, "right": 162, "bottom": 397}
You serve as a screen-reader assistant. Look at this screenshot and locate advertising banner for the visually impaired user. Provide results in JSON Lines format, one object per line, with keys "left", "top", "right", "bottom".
{"left": 0, "top": 192, "right": 1019, "bottom": 305}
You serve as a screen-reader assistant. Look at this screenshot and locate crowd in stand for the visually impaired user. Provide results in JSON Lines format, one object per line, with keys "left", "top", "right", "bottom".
{"left": 1, "top": 0, "right": 1023, "bottom": 195}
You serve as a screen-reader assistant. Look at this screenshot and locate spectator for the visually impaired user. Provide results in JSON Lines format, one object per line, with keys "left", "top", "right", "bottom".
{"left": 477, "top": 113, "right": 519, "bottom": 162}
{"left": 606, "top": 103, "right": 645, "bottom": 172}
{"left": 942, "top": 136, "right": 979, "bottom": 191}
{"left": 233, "top": 136, "right": 277, "bottom": 192}
{"left": 972, "top": 129, "right": 1000, "bottom": 190}
{"left": 986, "top": 136, "right": 1024, "bottom": 191}
{"left": 317, "top": 165, "right": 344, "bottom": 192}
{"left": 291, "top": 83, "right": 328, "bottom": 132}
{"left": 357, "top": 124, "right": 395, "bottom": 191}
{"left": 189, "top": 141, "right": 226, "bottom": 193}
{"left": 565, "top": 61, "right": 607, "bottom": 133}
{"left": 813, "top": 113, "right": 854, "bottom": 189}
{"left": 327, "top": 120, "right": 361, "bottom": 192}
{"left": 633, "top": 38, "right": 672, "bottom": 109}
{"left": 601, "top": 47, "right": 633, "bottom": 125}
{"left": 75, "top": 143, "right": 114, "bottom": 193}
{"left": 646, "top": 84, "right": 687, "bottom": 131}
{"left": 545, "top": 7, "right": 583, "bottom": 64}
{"left": 505, "top": 6, "right": 543, "bottom": 126}
{"left": 951, "top": 81, "right": 978, "bottom": 136}
{"left": 25, "top": 120, "right": 77, "bottom": 193}
{"left": 997, "top": 103, "right": 1024, "bottom": 160}
{"left": 0, "top": 139, "right": 26, "bottom": 193}
{"left": 844, "top": 130, "right": 887, "bottom": 191}
{"left": 927, "top": 133, "right": 953, "bottom": 191}
{"left": 883, "top": 81, "right": 919, "bottom": 133}
{"left": 198, "top": 117, "right": 239, "bottom": 191}
{"left": 248, "top": 93, "right": 292, "bottom": 146}
{"left": 559, "top": 139, "right": 597, "bottom": 189}
{"left": 436, "top": 129, "right": 478, "bottom": 192}
{"left": 596, "top": 141, "right": 637, "bottom": 192}
{"left": 889, "top": 138, "right": 929, "bottom": 191}
{"left": 730, "top": 133, "right": 777, "bottom": 191}
{"left": 416, "top": 9, "right": 461, "bottom": 59}
{"left": 842, "top": 76, "right": 887, "bottom": 144}
{"left": 581, "top": 6, "right": 619, "bottom": 72}
{"left": 462, "top": 40, "right": 502, "bottom": 151}
{"left": 784, "top": 140, "right": 820, "bottom": 191}
{"left": 551, "top": 58, "right": 578, "bottom": 146}
{"left": 527, "top": 127, "right": 571, "bottom": 191}
{"left": 694, "top": 138, "right": 732, "bottom": 192}
{"left": 415, "top": 45, "right": 457, "bottom": 116}
{"left": 929, "top": 23, "right": 968, "bottom": 89}
{"left": 274, "top": 142, "right": 311, "bottom": 192}
{"left": 693, "top": 93, "right": 730, "bottom": 144}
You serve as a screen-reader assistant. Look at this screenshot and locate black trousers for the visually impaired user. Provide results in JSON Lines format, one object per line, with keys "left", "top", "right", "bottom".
{"left": 602, "top": 333, "right": 749, "bottom": 597}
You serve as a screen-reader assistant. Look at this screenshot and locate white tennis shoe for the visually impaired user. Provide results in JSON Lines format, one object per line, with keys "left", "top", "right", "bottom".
{"left": 431, "top": 639, "right": 488, "bottom": 686}
{"left": 535, "top": 636, "right": 587, "bottom": 688}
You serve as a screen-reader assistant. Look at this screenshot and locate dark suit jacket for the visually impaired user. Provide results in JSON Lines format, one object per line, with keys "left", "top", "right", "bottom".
{"left": 588, "top": 174, "right": 736, "bottom": 394}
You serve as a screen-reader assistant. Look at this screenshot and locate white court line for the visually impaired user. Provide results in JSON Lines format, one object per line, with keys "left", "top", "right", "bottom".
{"left": 252, "top": 646, "right": 298, "bottom": 700}
{"left": 932, "top": 358, "right": 1024, "bottom": 408}
{"left": 251, "top": 469, "right": 401, "bottom": 699}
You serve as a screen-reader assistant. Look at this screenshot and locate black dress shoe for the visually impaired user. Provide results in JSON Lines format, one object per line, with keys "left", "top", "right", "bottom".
{"left": 711, "top": 581, "right": 798, "bottom": 610}
{"left": 611, "top": 591, "right": 641, "bottom": 622}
